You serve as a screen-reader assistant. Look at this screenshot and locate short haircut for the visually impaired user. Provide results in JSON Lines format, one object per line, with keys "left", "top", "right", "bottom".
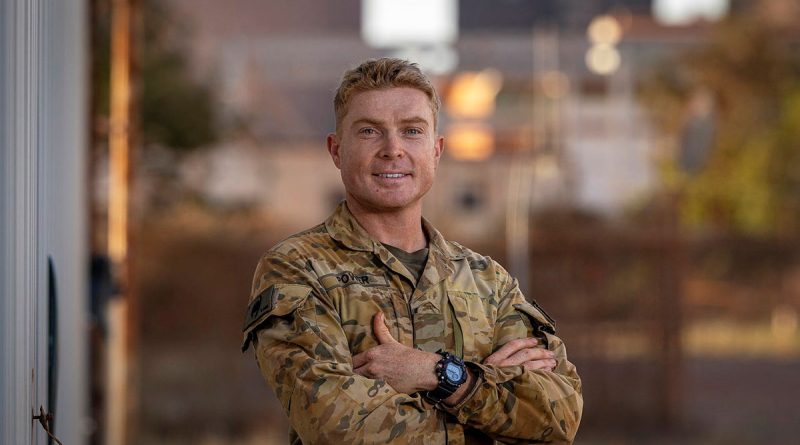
{"left": 333, "top": 58, "right": 441, "bottom": 133}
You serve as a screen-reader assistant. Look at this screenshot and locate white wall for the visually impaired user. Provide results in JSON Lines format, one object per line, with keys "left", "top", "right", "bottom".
{"left": 0, "top": 1, "right": 89, "bottom": 444}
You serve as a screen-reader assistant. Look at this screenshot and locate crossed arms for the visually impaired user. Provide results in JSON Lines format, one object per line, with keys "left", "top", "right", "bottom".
{"left": 245, "top": 252, "right": 583, "bottom": 444}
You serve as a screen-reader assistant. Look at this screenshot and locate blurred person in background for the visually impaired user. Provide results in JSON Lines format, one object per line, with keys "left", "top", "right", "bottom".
{"left": 241, "top": 58, "right": 582, "bottom": 444}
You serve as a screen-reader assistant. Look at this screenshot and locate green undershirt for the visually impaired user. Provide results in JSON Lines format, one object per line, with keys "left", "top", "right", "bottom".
{"left": 383, "top": 244, "right": 429, "bottom": 286}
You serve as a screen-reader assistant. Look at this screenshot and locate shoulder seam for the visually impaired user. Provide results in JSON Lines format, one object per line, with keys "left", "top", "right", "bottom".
{"left": 269, "top": 223, "right": 330, "bottom": 251}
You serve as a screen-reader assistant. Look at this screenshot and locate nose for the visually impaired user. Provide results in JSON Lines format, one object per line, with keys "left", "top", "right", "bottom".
{"left": 378, "top": 133, "right": 404, "bottom": 159}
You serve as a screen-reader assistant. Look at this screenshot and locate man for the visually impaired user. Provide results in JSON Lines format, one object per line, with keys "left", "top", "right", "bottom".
{"left": 242, "top": 58, "right": 582, "bottom": 444}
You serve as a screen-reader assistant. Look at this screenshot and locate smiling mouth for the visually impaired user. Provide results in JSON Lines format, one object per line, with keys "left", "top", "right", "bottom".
{"left": 374, "top": 173, "right": 409, "bottom": 178}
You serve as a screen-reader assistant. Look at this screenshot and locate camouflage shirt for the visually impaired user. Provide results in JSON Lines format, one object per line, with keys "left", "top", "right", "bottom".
{"left": 242, "top": 202, "right": 583, "bottom": 444}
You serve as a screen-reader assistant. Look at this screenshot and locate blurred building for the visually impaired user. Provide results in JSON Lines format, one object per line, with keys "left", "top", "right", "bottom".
{"left": 167, "top": 0, "right": 722, "bottom": 239}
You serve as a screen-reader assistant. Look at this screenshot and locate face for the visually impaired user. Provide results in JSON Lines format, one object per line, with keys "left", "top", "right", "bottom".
{"left": 327, "top": 87, "right": 444, "bottom": 215}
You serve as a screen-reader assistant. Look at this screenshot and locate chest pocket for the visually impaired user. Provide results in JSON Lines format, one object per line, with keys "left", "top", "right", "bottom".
{"left": 241, "top": 283, "right": 312, "bottom": 352}
{"left": 448, "top": 291, "right": 495, "bottom": 363}
{"left": 413, "top": 300, "right": 447, "bottom": 353}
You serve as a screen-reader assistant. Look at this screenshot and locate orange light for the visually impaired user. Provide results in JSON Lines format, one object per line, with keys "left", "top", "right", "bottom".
{"left": 446, "top": 69, "right": 503, "bottom": 119}
{"left": 446, "top": 123, "right": 494, "bottom": 161}
{"left": 587, "top": 15, "right": 622, "bottom": 45}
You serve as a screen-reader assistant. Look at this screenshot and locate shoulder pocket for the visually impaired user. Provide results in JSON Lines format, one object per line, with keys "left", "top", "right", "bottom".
{"left": 241, "top": 284, "right": 312, "bottom": 352}
{"left": 513, "top": 300, "right": 557, "bottom": 337}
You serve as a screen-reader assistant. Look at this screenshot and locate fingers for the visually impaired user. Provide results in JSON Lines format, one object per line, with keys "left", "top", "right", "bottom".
{"left": 353, "top": 364, "right": 371, "bottom": 378}
{"left": 501, "top": 346, "right": 554, "bottom": 367}
{"left": 484, "top": 337, "right": 559, "bottom": 372}
{"left": 484, "top": 338, "right": 539, "bottom": 365}
{"left": 521, "top": 358, "right": 557, "bottom": 372}
{"left": 352, "top": 351, "right": 368, "bottom": 370}
{"left": 372, "top": 312, "right": 397, "bottom": 345}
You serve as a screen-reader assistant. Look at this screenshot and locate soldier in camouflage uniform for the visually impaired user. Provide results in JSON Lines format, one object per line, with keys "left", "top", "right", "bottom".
{"left": 242, "top": 58, "right": 583, "bottom": 444}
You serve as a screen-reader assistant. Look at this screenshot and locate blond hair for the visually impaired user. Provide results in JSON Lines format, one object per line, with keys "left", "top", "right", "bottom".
{"left": 333, "top": 58, "right": 441, "bottom": 133}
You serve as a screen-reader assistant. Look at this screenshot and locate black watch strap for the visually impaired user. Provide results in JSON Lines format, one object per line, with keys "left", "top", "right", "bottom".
{"left": 427, "top": 383, "right": 456, "bottom": 402}
{"left": 425, "top": 351, "right": 467, "bottom": 404}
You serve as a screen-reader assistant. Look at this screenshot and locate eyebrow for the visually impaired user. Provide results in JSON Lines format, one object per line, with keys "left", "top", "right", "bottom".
{"left": 350, "top": 118, "right": 383, "bottom": 129}
{"left": 399, "top": 117, "right": 429, "bottom": 126}
{"left": 350, "top": 116, "right": 430, "bottom": 129}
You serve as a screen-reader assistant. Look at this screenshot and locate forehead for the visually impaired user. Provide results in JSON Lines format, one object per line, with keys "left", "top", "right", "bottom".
{"left": 343, "top": 87, "right": 434, "bottom": 125}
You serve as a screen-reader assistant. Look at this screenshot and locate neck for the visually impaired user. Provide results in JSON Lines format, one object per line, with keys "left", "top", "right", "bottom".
{"left": 345, "top": 198, "right": 427, "bottom": 252}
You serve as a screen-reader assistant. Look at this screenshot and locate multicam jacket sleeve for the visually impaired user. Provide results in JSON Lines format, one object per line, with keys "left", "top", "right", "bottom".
{"left": 242, "top": 203, "right": 582, "bottom": 444}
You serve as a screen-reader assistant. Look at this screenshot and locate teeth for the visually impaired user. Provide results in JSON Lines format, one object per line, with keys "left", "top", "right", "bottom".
{"left": 378, "top": 173, "right": 405, "bottom": 178}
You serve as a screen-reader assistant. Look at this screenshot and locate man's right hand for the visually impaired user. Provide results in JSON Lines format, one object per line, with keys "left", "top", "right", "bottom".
{"left": 483, "top": 338, "right": 556, "bottom": 371}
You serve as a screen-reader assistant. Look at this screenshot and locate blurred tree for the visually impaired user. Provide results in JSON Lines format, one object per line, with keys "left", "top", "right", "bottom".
{"left": 92, "top": 0, "right": 219, "bottom": 152}
{"left": 139, "top": 0, "right": 218, "bottom": 151}
{"left": 641, "top": 15, "right": 800, "bottom": 237}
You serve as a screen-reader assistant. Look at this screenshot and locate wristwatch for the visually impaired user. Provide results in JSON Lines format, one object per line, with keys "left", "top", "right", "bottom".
{"left": 426, "top": 351, "right": 468, "bottom": 403}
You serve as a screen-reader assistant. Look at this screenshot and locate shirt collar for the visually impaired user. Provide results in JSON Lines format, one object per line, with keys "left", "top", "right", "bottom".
{"left": 324, "top": 201, "right": 375, "bottom": 252}
{"left": 324, "top": 201, "right": 468, "bottom": 261}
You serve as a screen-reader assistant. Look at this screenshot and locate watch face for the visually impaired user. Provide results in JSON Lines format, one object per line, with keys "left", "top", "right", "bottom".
{"left": 445, "top": 362, "right": 463, "bottom": 382}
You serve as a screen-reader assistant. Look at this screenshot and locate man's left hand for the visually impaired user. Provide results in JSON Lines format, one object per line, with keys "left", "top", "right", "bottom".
{"left": 352, "top": 312, "right": 440, "bottom": 394}
{"left": 483, "top": 337, "right": 556, "bottom": 371}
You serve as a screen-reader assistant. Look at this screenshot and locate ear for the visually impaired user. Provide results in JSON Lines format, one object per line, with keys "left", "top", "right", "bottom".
{"left": 433, "top": 135, "right": 444, "bottom": 164}
{"left": 326, "top": 133, "right": 342, "bottom": 169}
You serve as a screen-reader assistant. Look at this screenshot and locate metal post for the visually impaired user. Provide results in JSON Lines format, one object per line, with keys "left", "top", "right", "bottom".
{"left": 106, "top": 0, "right": 138, "bottom": 443}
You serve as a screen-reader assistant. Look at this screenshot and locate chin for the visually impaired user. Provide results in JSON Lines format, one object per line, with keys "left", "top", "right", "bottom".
{"left": 371, "top": 201, "right": 414, "bottom": 212}
{"left": 361, "top": 196, "right": 420, "bottom": 212}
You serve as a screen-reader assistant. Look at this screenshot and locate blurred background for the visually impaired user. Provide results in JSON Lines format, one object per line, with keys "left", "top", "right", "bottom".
{"left": 3, "top": 0, "right": 800, "bottom": 444}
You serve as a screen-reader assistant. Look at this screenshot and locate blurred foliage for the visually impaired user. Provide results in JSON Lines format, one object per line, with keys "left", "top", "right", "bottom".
{"left": 92, "top": 0, "right": 219, "bottom": 152}
{"left": 641, "top": 15, "right": 800, "bottom": 237}
{"left": 139, "top": 0, "right": 218, "bottom": 151}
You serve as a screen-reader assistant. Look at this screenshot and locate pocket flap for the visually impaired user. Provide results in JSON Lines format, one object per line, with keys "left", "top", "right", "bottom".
{"left": 513, "top": 300, "right": 556, "bottom": 336}
{"left": 241, "top": 283, "right": 312, "bottom": 352}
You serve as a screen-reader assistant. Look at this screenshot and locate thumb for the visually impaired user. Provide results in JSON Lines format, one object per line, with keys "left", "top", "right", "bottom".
{"left": 373, "top": 312, "right": 396, "bottom": 344}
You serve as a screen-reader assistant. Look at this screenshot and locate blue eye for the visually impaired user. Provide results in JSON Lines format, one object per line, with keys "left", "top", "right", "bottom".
{"left": 406, "top": 128, "right": 422, "bottom": 135}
